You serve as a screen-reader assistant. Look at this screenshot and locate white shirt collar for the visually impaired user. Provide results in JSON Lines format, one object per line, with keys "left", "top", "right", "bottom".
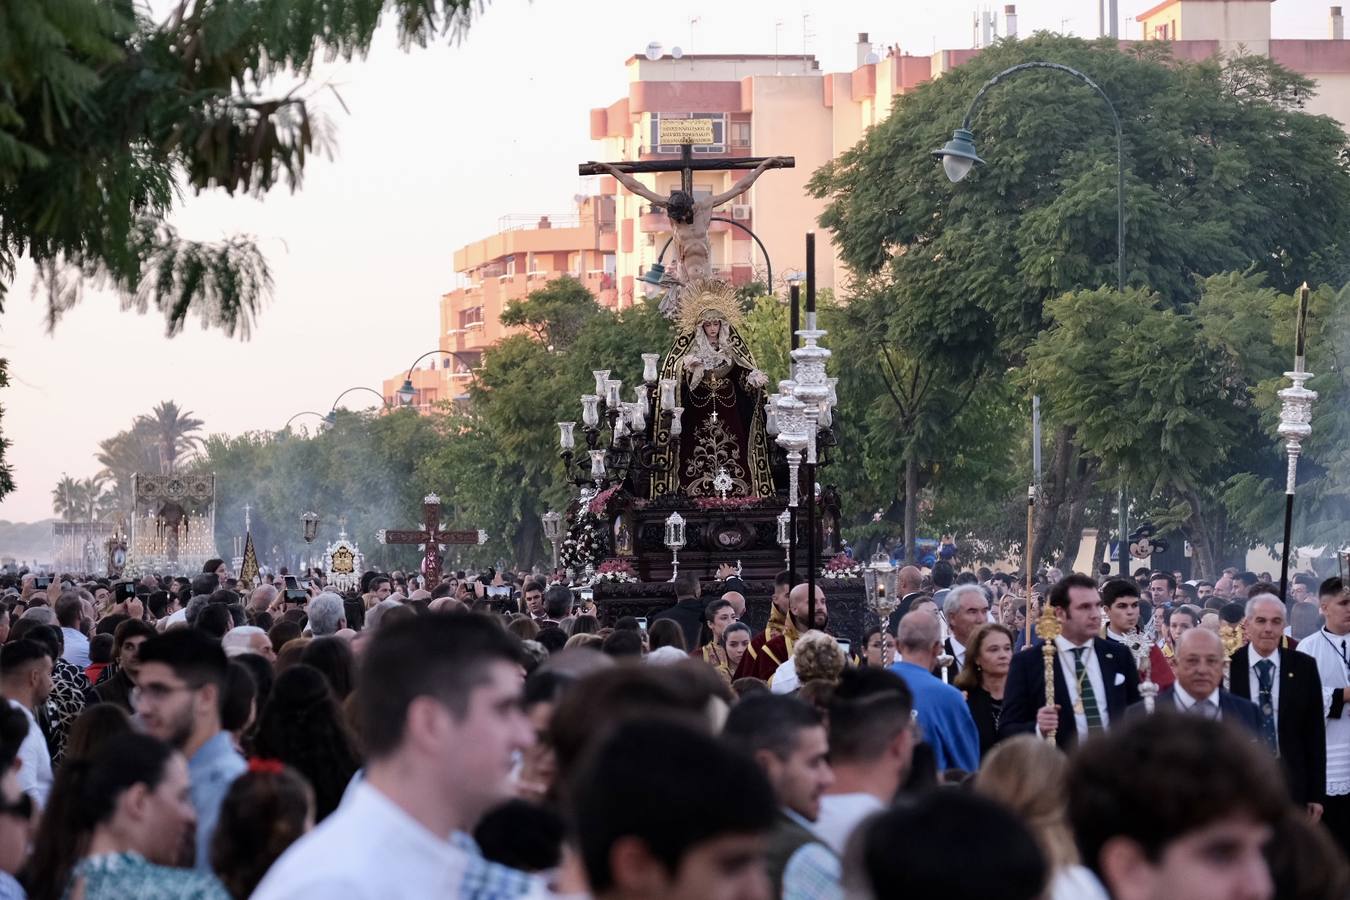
{"left": 1174, "top": 682, "right": 1220, "bottom": 709}
{"left": 1248, "top": 644, "right": 1279, "bottom": 665}
{"left": 1054, "top": 634, "right": 1094, "bottom": 653}
{"left": 949, "top": 634, "right": 966, "bottom": 655}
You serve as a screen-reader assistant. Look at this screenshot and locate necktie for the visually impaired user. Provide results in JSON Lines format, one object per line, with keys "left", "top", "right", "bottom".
{"left": 1255, "top": 659, "right": 1278, "bottom": 753}
{"left": 1071, "top": 647, "right": 1104, "bottom": 733}
{"left": 1192, "top": 699, "right": 1218, "bottom": 719}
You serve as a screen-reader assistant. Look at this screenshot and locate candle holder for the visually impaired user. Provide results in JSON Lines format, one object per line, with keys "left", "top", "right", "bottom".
{"left": 765, "top": 393, "right": 781, "bottom": 436}
{"left": 557, "top": 421, "right": 576, "bottom": 451}
{"left": 659, "top": 378, "right": 677, "bottom": 411}
{"left": 670, "top": 407, "right": 684, "bottom": 438}
{"left": 592, "top": 370, "right": 611, "bottom": 396}
{"left": 664, "top": 511, "right": 686, "bottom": 582}
{"left": 581, "top": 395, "right": 600, "bottom": 429}
{"left": 605, "top": 379, "right": 623, "bottom": 409}
{"left": 642, "top": 353, "right": 660, "bottom": 384}
{"left": 589, "top": 450, "right": 607, "bottom": 487}
{"left": 542, "top": 510, "right": 563, "bottom": 570}
{"left": 775, "top": 389, "right": 808, "bottom": 507}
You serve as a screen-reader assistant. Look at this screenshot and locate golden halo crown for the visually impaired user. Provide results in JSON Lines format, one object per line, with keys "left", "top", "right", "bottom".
{"left": 675, "top": 279, "right": 744, "bottom": 333}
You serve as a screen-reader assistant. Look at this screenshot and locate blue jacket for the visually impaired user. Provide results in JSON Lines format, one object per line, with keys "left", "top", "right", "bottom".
{"left": 888, "top": 660, "right": 980, "bottom": 773}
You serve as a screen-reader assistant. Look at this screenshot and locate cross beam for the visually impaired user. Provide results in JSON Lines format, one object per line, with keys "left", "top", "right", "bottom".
{"left": 377, "top": 494, "right": 486, "bottom": 586}
{"left": 580, "top": 149, "right": 794, "bottom": 194}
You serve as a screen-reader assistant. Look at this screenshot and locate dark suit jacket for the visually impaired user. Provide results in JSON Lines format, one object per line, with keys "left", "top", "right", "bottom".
{"left": 965, "top": 685, "right": 1002, "bottom": 758}
{"left": 885, "top": 592, "right": 928, "bottom": 636}
{"left": 1129, "top": 686, "right": 1262, "bottom": 735}
{"left": 1229, "top": 644, "right": 1326, "bottom": 805}
{"left": 1000, "top": 637, "right": 1141, "bottom": 751}
{"left": 650, "top": 597, "right": 707, "bottom": 651}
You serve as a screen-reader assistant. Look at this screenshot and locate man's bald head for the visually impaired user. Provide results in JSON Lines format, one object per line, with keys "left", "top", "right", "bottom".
{"left": 898, "top": 610, "right": 942, "bottom": 654}
{"left": 788, "top": 583, "right": 827, "bottom": 629}
{"left": 1177, "top": 626, "right": 1222, "bottom": 655}
{"left": 898, "top": 566, "right": 922, "bottom": 593}
{"left": 1175, "top": 625, "right": 1225, "bottom": 699}
{"left": 721, "top": 591, "right": 746, "bottom": 619}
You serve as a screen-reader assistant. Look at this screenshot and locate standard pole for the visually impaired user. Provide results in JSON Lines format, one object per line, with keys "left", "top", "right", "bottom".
{"left": 1280, "top": 495, "right": 1295, "bottom": 602}
{"left": 788, "top": 284, "right": 801, "bottom": 587}
{"left": 1026, "top": 486, "right": 1035, "bottom": 648}
{"left": 805, "top": 233, "right": 817, "bottom": 629}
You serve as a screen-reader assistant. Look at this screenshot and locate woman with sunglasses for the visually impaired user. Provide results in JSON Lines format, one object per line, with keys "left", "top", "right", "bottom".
{"left": 26, "top": 732, "right": 228, "bottom": 900}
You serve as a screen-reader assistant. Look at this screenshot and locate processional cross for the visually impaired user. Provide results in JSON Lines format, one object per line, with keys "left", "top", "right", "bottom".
{"left": 376, "top": 493, "right": 487, "bottom": 587}
{"left": 580, "top": 121, "right": 793, "bottom": 290}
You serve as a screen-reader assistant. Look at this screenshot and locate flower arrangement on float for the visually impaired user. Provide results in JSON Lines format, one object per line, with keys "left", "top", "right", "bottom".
{"left": 559, "top": 515, "right": 606, "bottom": 573}
{"left": 592, "top": 558, "right": 639, "bottom": 584}
{"left": 820, "top": 552, "right": 863, "bottom": 579}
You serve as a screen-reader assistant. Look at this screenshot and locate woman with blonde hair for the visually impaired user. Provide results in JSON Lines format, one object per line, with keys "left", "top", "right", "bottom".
{"left": 974, "top": 736, "right": 1098, "bottom": 900}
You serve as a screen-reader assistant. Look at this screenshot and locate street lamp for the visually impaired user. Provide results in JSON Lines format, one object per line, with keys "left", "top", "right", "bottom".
{"left": 283, "top": 411, "right": 328, "bottom": 431}
{"left": 935, "top": 59, "right": 1127, "bottom": 574}
{"left": 397, "top": 349, "right": 481, "bottom": 407}
{"left": 328, "top": 387, "right": 393, "bottom": 425}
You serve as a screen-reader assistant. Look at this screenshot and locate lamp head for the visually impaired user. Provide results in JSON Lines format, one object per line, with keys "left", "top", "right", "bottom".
{"left": 639, "top": 263, "right": 668, "bottom": 299}
{"left": 933, "top": 128, "right": 984, "bottom": 183}
{"left": 324, "top": 411, "right": 337, "bottom": 427}
{"left": 397, "top": 378, "right": 416, "bottom": 406}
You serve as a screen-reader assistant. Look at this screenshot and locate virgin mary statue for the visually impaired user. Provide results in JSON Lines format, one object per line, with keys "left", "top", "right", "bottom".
{"left": 650, "top": 281, "right": 776, "bottom": 499}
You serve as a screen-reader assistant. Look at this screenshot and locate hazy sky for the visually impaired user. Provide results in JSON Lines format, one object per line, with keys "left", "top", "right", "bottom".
{"left": 0, "top": 0, "right": 1330, "bottom": 523}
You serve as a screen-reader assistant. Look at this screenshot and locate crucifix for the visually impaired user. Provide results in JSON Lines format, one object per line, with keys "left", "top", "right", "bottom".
{"left": 376, "top": 493, "right": 487, "bottom": 587}
{"left": 580, "top": 123, "right": 793, "bottom": 290}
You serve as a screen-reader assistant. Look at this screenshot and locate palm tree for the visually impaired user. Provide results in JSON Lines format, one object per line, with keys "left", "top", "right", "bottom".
{"left": 97, "top": 423, "right": 160, "bottom": 513}
{"left": 51, "top": 475, "right": 82, "bottom": 522}
{"left": 136, "top": 401, "right": 205, "bottom": 474}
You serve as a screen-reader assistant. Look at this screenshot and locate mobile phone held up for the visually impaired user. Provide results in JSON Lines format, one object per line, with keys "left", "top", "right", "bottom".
{"left": 283, "top": 575, "right": 299, "bottom": 591}
{"left": 114, "top": 581, "right": 137, "bottom": 603}
{"left": 284, "top": 589, "right": 309, "bottom": 605}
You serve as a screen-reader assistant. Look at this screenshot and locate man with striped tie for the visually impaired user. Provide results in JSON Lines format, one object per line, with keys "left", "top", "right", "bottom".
{"left": 1229, "top": 591, "right": 1325, "bottom": 822}
{"left": 1000, "top": 574, "right": 1141, "bottom": 751}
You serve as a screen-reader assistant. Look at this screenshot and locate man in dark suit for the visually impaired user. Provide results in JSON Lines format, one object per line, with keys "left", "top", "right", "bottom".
{"left": 1001, "top": 573, "right": 1141, "bottom": 752}
{"left": 1131, "top": 628, "right": 1262, "bottom": 734}
{"left": 1229, "top": 592, "right": 1326, "bottom": 817}
{"left": 649, "top": 571, "right": 705, "bottom": 651}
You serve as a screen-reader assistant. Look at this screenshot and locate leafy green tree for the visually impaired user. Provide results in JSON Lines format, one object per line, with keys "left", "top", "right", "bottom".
{"left": 810, "top": 33, "right": 1350, "bottom": 565}
{"left": 0, "top": 0, "right": 490, "bottom": 501}
{"left": 499, "top": 277, "right": 602, "bottom": 351}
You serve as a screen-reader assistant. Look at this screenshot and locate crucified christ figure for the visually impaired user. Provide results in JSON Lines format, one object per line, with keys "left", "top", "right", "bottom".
{"left": 588, "top": 156, "right": 788, "bottom": 284}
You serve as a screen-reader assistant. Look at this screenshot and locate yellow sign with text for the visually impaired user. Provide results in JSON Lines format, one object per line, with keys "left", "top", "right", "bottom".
{"left": 658, "top": 118, "right": 715, "bottom": 145}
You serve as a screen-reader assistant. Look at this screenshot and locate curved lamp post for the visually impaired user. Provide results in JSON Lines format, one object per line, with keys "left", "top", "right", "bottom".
{"left": 283, "top": 411, "right": 328, "bottom": 431}
{"left": 396, "top": 349, "right": 481, "bottom": 407}
{"left": 637, "top": 216, "right": 773, "bottom": 297}
{"left": 934, "top": 60, "right": 1128, "bottom": 575}
{"left": 327, "top": 386, "right": 392, "bottom": 425}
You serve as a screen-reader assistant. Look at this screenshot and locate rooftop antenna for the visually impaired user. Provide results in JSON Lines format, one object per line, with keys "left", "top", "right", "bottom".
{"left": 774, "top": 19, "right": 783, "bottom": 74}
{"left": 802, "top": 13, "right": 816, "bottom": 63}
{"left": 689, "top": 16, "right": 699, "bottom": 56}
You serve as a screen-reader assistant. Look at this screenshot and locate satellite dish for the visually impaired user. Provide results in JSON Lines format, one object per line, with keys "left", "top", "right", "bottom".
{"left": 865, "top": 51, "right": 880, "bottom": 64}
{"left": 573, "top": 193, "right": 587, "bottom": 205}
{"left": 671, "top": 46, "right": 684, "bottom": 59}
{"left": 645, "top": 42, "right": 663, "bottom": 61}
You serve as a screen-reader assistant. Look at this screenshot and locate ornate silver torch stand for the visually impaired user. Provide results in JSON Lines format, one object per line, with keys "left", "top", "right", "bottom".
{"left": 664, "top": 511, "right": 686, "bottom": 582}
{"left": 1278, "top": 284, "right": 1318, "bottom": 600}
{"left": 541, "top": 510, "right": 563, "bottom": 571}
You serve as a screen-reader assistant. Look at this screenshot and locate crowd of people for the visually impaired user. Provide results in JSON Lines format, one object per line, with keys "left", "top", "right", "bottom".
{"left": 0, "top": 555, "right": 1343, "bottom": 899}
